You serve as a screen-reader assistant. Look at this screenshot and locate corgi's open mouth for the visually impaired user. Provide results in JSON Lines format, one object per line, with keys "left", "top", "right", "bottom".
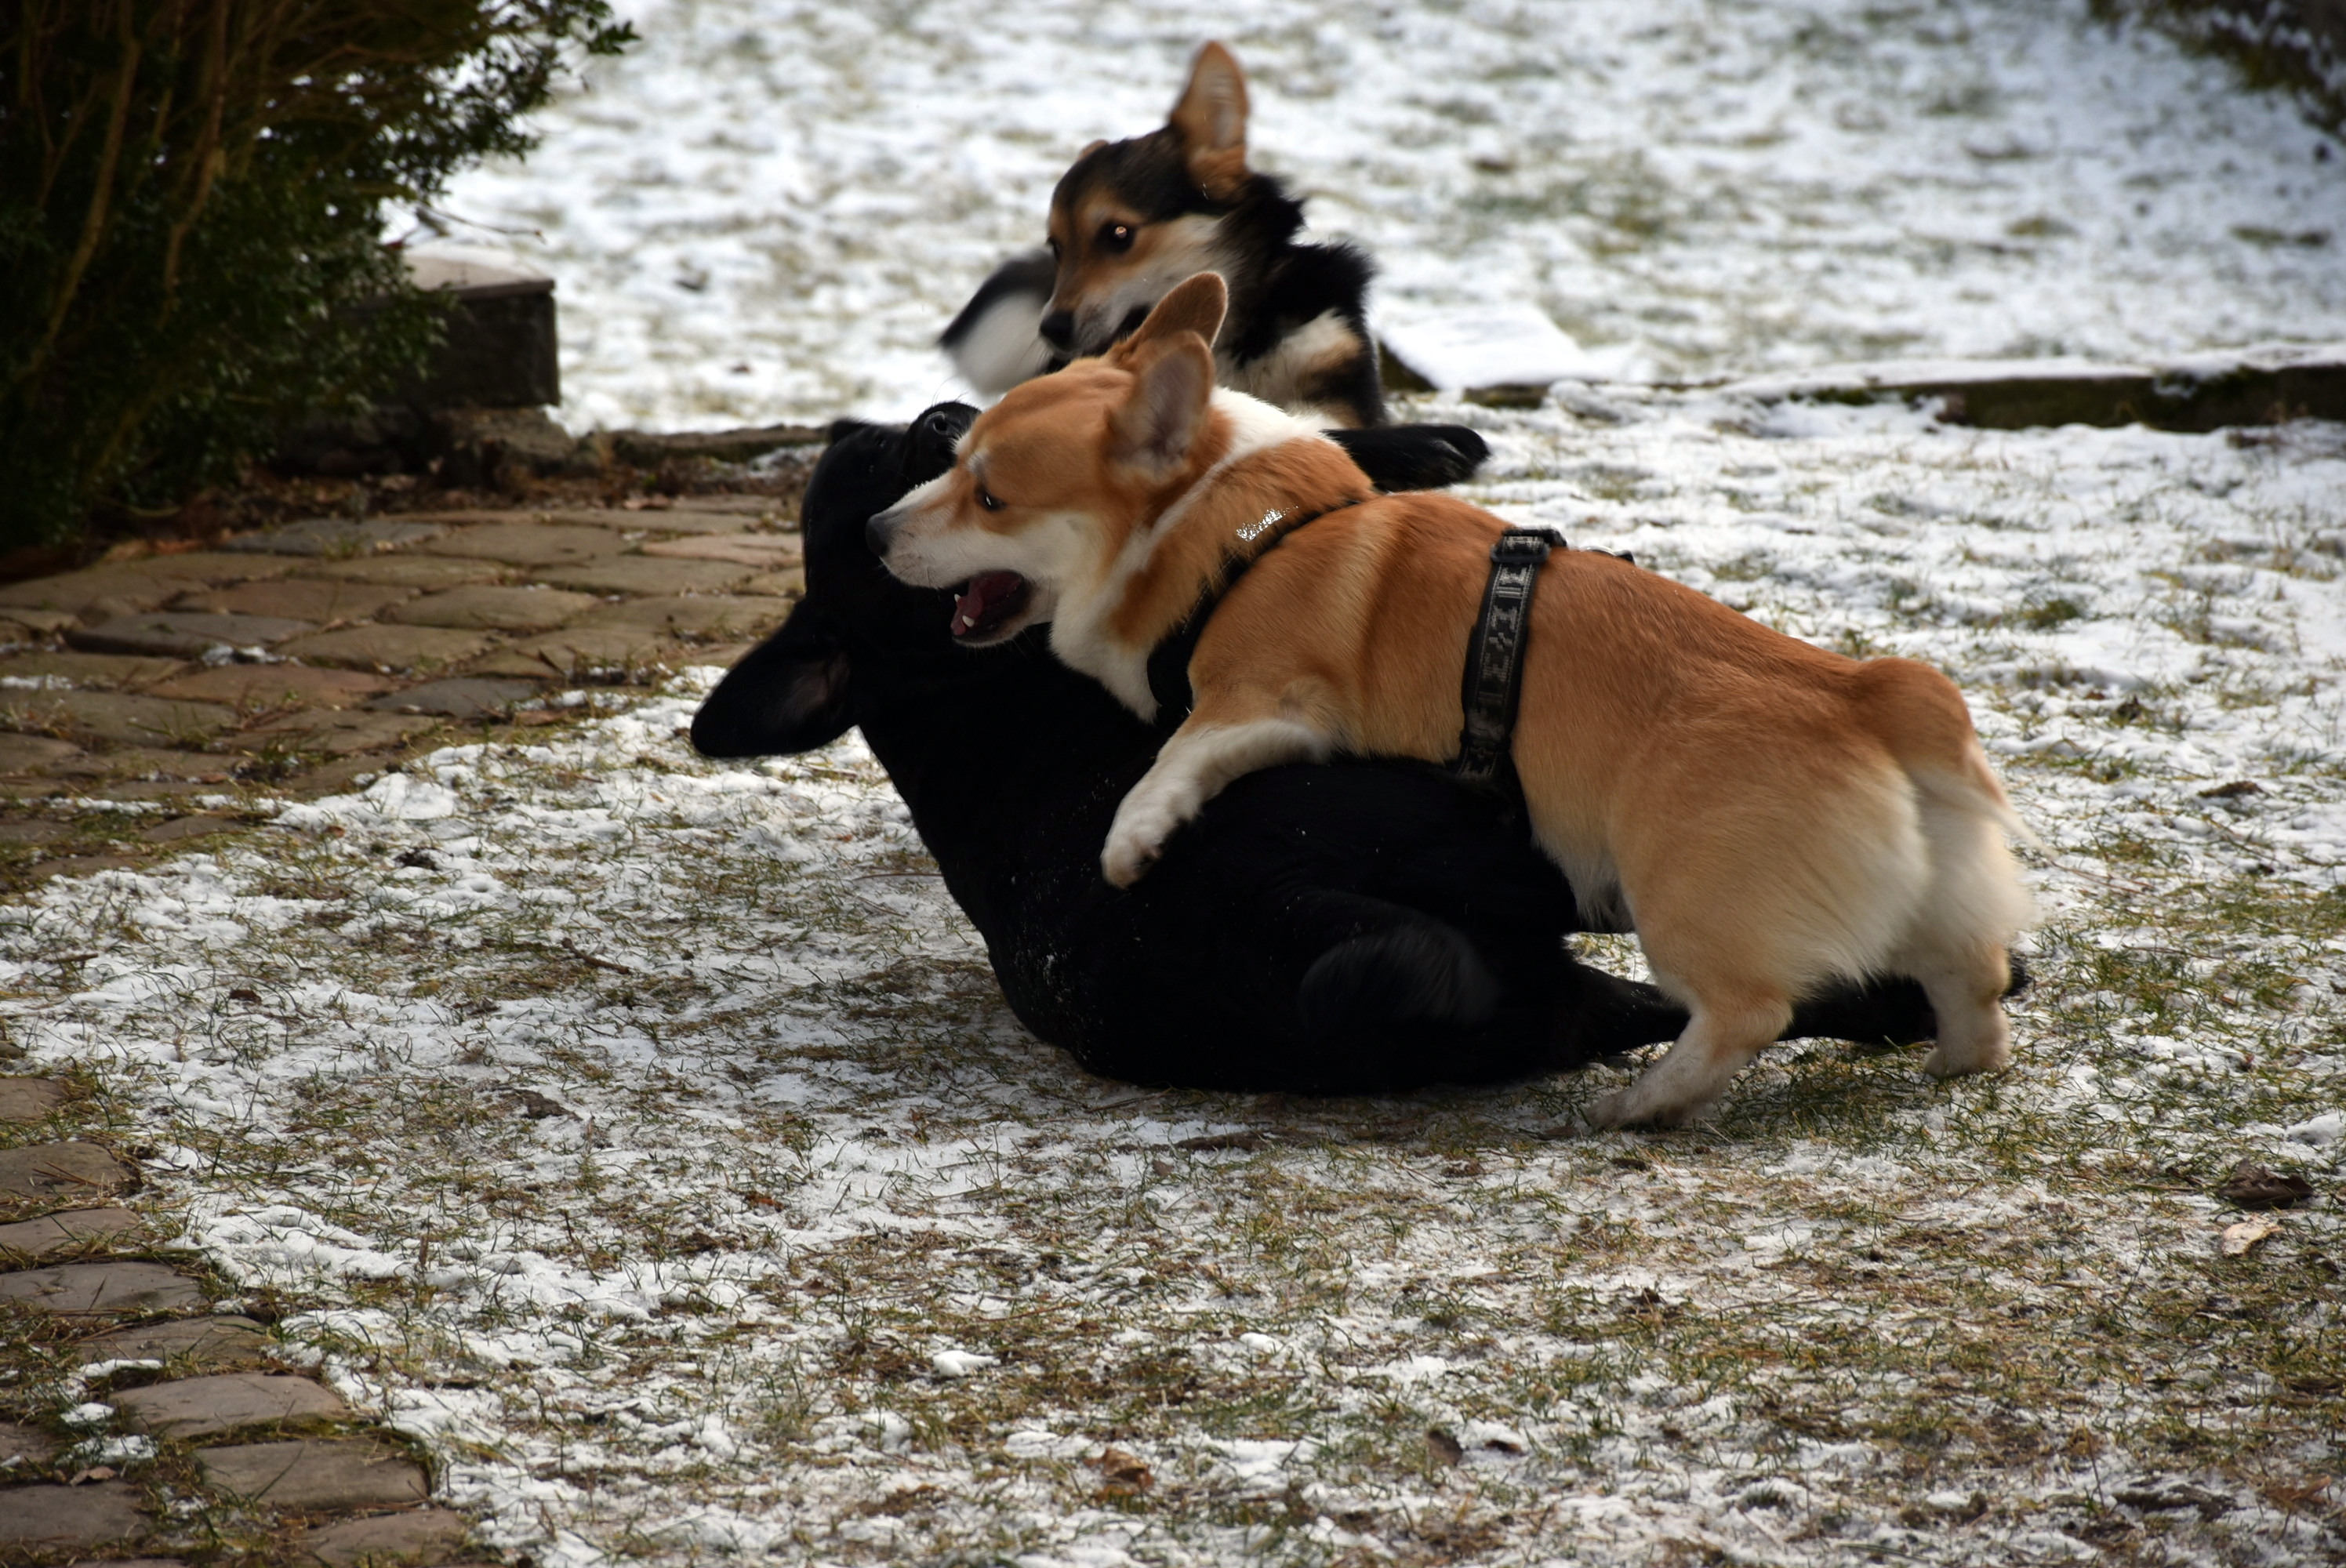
{"left": 950, "top": 572, "right": 1032, "bottom": 643}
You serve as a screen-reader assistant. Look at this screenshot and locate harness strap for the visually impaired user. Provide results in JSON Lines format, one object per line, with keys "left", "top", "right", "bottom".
{"left": 1146, "top": 497, "right": 1364, "bottom": 720}
{"left": 1451, "top": 526, "right": 1566, "bottom": 789}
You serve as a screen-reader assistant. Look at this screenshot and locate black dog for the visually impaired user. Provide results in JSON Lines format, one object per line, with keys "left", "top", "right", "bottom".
{"left": 692, "top": 408, "right": 1947, "bottom": 1093}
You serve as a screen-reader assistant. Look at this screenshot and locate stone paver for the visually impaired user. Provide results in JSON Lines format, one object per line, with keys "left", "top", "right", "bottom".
{"left": 572, "top": 594, "right": 794, "bottom": 641}
{"left": 539, "top": 556, "right": 755, "bottom": 597}
{"left": 0, "top": 1480, "right": 148, "bottom": 1548}
{"left": 463, "top": 628, "right": 665, "bottom": 679}
{"left": 0, "top": 554, "right": 301, "bottom": 616}
{"left": 383, "top": 585, "right": 598, "bottom": 633}
{"left": 69, "top": 612, "right": 316, "bottom": 659}
{"left": 72, "top": 1315, "right": 271, "bottom": 1370}
{"left": 423, "top": 522, "right": 623, "bottom": 568}
{"left": 174, "top": 579, "right": 419, "bottom": 624}
{"left": 0, "top": 734, "right": 82, "bottom": 774}
{"left": 137, "top": 814, "right": 240, "bottom": 844}
{"left": 640, "top": 534, "right": 801, "bottom": 568}
{"left": 0, "top": 606, "right": 79, "bottom": 637}
{"left": 278, "top": 626, "right": 492, "bottom": 674}
{"left": 0, "top": 1076, "right": 68, "bottom": 1122}
{"left": 37, "top": 746, "right": 234, "bottom": 784}
{"left": 551, "top": 506, "right": 768, "bottom": 535}
{"left": 148, "top": 665, "right": 394, "bottom": 708}
{"left": 0, "top": 821, "right": 67, "bottom": 844}
{"left": 115, "top": 1371, "right": 347, "bottom": 1439}
{"left": 0, "top": 690, "right": 238, "bottom": 746}
{"left": 302, "top": 557, "right": 505, "bottom": 590}
{"left": 0, "top": 1142, "right": 133, "bottom": 1208}
{"left": 365, "top": 679, "right": 540, "bottom": 720}
{"left": 197, "top": 1439, "right": 429, "bottom": 1510}
{"left": 0, "top": 651, "right": 184, "bottom": 688}
{"left": 736, "top": 568, "right": 806, "bottom": 598}
{"left": 292, "top": 1508, "right": 472, "bottom": 1567}
{"left": 246, "top": 712, "right": 441, "bottom": 757}
{"left": 224, "top": 518, "right": 452, "bottom": 557}
{"left": 0, "top": 1261, "right": 202, "bottom": 1316}
{"left": 0, "top": 1208, "right": 140, "bottom": 1262}
{"left": 0, "top": 1420, "right": 57, "bottom": 1469}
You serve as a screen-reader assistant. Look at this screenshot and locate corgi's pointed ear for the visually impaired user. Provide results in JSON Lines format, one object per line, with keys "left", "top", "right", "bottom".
{"left": 1077, "top": 138, "right": 1109, "bottom": 158}
{"left": 1109, "top": 273, "right": 1228, "bottom": 364}
{"left": 1109, "top": 335, "right": 1216, "bottom": 480}
{"left": 1170, "top": 42, "right": 1249, "bottom": 198}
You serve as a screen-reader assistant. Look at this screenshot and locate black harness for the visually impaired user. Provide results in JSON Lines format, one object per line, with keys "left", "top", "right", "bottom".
{"left": 1144, "top": 506, "right": 1570, "bottom": 796}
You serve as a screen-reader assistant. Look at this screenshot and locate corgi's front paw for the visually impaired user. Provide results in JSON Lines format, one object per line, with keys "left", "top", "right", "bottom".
{"left": 1101, "top": 826, "right": 1165, "bottom": 888}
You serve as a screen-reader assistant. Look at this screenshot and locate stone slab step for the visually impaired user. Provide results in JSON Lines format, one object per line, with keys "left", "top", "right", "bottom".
{"left": 277, "top": 626, "right": 492, "bottom": 674}
{"left": 148, "top": 665, "right": 394, "bottom": 709}
{"left": 537, "top": 555, "right": 755, "bottom": 597}
{"left": 0, "top": 1480, "right": 148, "bottom": 1548}
{"left": 382, "top": 585, "right": 598, "bottom": 632}
{"left": 172, "top": 579, "right": 419, "bottom": 625}
{"left": 364, "top": 678, "right": 540, "bottom": 720}
{"left": 245, "top": 711, "right": 441, "bottom": 758}
{"left": 0, "top": 734, "right": 82, "bottom": 775}
{"left": 0, "top": 554, "right": 302, "bottom": 616}
{"left": 463, "top": 628, "right": 665, "bottom": 680}
{"left": 605, "top": 423, "right": 826, "bottom": 466}
{"left": 572, "top": 594, "right": 794, "bottom": 640}
{"left": 0, "top": 1207, "right": 141, "bottom": 1262}
{"left": 197, "top": 1438, "right": 428, "bottom": 1510}
{"left": 301, "top": 557, "right": 504, "bottom": 591}
{"left": 0, "top": 689, "right": 238, "bottom": 746}
{"left": 422, "top": 523, "right": 623, "bottom": 568}
{"left": 1717, "top": 340, "right": 2346, "bottom": 430}
{"left": 68, "top": 612, "right": 317, "bottom": 659}
{"left": 223, "top": 518, "right": 452, "bottom": 557}
{"left": 1, "top": 1419, "right": 57, "bottom": 1468}
{"left": 291, "top": 1508, "right": 472, "bottom": 1567}
{"left": 539, "top": 506, "right": 769, "bottom": 535}
{"left": 0, "top": 1142, "right": 133, "bottom": 1209}
{"left": 115, "top": 1371, "right": 347, "bottom": 1439}
{"left": 71, "top": 1315, "right": 271, "bottom": 1370}
{"left": 640, "top": 535, "right": 801, "bottom": 568}
{"left": 0, "top": 1076, "right": 67, "bottom": 1123}
{"left": 0, "top": 1261, "right": 203, "bottom": 1316}
{"left": 0, "top": 652, "right": 186, "bottom": 689}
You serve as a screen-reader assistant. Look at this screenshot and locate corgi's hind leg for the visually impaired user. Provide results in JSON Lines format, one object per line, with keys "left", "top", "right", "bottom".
{"left": 1899, "top": 798, "right": 2029, "bottom": 1077}
{"left": 1589, "top": 989, "right": 1793, "bottom": 1128}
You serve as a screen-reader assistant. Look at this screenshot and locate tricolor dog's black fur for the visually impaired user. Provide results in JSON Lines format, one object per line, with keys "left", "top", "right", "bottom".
{"left": 942, "top": 42, "right": 1389, "bottom": 430}
{"left": 692, "top": 407, "right": 1950, "bottom": 1093}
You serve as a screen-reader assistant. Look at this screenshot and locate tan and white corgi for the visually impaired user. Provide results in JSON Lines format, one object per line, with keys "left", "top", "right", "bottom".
{"left": 873, "top": 276, "right": 2034, "bottom": 1128}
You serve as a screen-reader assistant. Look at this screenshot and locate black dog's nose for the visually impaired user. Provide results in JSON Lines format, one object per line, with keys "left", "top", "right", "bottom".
{"left": 1039, "top": 310, "right": 1076, "bottom": 349}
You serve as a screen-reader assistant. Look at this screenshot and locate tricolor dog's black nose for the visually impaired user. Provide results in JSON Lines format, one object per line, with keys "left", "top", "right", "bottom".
{"left": 865, "top": 510, "right": 896, "bottom": 557}
{"left": 1039, "top": 310, "right": 1076, "bottom": 350}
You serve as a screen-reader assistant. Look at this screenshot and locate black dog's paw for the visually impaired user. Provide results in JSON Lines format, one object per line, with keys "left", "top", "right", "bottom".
{"left": 1298, "top": 920, "right": 1502, "bottom": 1041}
{"left": 1325, "top": 424, "right": 1491, "bottom": 492}
{"left": 2003, "top": 950, "right": 2033, "bottom": 998}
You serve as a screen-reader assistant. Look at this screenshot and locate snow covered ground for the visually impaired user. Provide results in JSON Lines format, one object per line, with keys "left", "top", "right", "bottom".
{"left": 7, "top": 397, "right": 2343, "bottom": 1564}
{"left": 429, "top": 0, "right": 2346, "bottom": 432}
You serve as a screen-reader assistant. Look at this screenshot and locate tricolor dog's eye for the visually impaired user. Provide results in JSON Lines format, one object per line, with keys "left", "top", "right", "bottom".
{"left": 975, "top": 485, "right": 1004, "bottom": 513}
{"left": 1098, "top": 222, "right": 1135, "bottom": 253}
{"left": 1047, "top": 237, "right": 1062, "bottom": 261}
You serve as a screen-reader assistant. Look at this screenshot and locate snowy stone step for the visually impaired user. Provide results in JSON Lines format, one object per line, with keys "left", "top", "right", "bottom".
{"left": 114, "top": 1372, "right": 347, "bottom": 1439}
{"left": 0, "top": 1077, "right": 67, "bottom": 1123}
{"left": 0, "top": 1142, "right": 133, "bottom": 1210}
{"left": 0, "top": 1261, "right": 204, "bottom": 1316}
{"left": 71, "top": 1315, "right": 274, "bottom": 1370}
{"left": 0, "top": 1207, "right": 143, "bottom": 1262}
{"left": 291, "top": 1508, "right": 474, "bottom": 1567}
{"left": 197, "top": 1438, "right": 429, "bottom": 1510}
{"left": 0, "top": 1481, "right": 148, "bottom": 1548}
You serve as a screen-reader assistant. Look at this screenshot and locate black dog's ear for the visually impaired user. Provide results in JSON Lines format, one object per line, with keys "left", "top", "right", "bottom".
{"left": 690, "top": 615, "right": 855, "bottom": 757}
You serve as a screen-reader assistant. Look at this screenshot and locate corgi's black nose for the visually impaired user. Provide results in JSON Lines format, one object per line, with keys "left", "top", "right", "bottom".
{"left": 1039, "top": 310, "right": 1076, "bottom": 350}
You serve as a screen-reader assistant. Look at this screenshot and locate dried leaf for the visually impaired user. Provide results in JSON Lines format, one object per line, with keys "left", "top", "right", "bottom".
{"left": 2220, "top": 1217, "right": 2281, "bottom": 1257}
{"left": 1426, "top": 1427, "right": 1463, "bottom": 1467}
{"left": 1089, "top": 1446, "right": 1152, "bottom": 1491}
{"left": 2216, "top": 1160, "right": 2315, "bottom": 1210}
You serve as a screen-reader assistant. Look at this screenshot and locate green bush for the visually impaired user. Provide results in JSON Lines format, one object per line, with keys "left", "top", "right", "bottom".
{"left": 0, "top": 1, "right": 634, "bottom": 554}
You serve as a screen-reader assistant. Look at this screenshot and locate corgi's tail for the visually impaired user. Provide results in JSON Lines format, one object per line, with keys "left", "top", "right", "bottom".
{"left": 940, "top": 250, "right": 1058, "bottom": 394}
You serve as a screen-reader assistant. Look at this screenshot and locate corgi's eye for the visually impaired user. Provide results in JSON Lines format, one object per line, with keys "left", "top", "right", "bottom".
{"left": 1047, "top": 237, "right": 1062, "bottom": 261}
{"left": 975, "top": 486, "right": 1004, "bottom": 512}
{"left": 1098, "top": 222, "right": 1135, "bottom": 252}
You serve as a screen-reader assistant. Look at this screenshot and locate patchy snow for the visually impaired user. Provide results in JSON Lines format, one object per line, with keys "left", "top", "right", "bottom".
{"left": 430, "top": 0, "right": 2345, "bottom": 430}
{"left": 7, "top": 401, "right": 2342, "bottom": 1563}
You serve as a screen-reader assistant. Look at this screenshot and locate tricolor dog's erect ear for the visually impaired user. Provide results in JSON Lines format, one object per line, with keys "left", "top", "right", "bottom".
{"left": 1111, "top": 272, "right": 1228, "bottom": 362}
{"left": 690, "top": 614, "right": 855, "bottom": 758}
{"left": 1109, "top": 333, "right": 1217, "bottom": 481}
{"left": 1171, "top": 42, "right": 1249, "bottom": 199}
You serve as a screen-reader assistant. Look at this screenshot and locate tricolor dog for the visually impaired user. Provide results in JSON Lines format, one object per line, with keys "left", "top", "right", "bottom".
{"left": 870, "top": 275, "right": 2036, "bottom": 1129}
{"left": 940, "top": 42, "right": 1387, "bottom": 429}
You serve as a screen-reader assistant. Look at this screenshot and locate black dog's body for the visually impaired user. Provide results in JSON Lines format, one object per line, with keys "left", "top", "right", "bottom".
{"left": 942, "top": 43, "right": 1388, "bottom": 428}
{"left": 693, "top": 409, "right": 1945, "bottom": 1092}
